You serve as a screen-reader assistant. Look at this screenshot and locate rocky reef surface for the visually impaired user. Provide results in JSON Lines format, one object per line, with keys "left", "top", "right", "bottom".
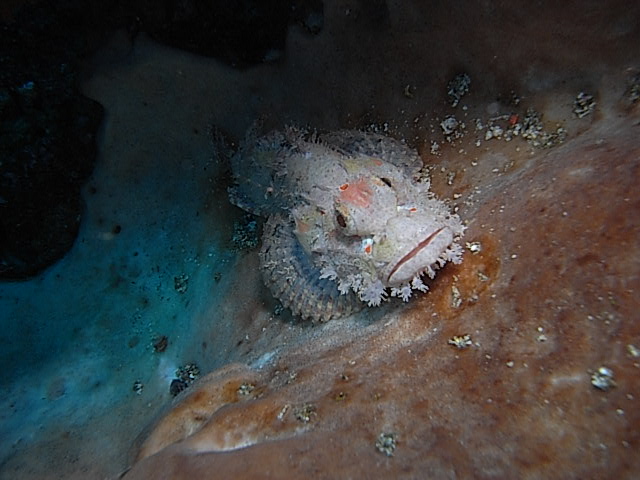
{"left": 123, "top": 105, "right": 640, "bottom": 479}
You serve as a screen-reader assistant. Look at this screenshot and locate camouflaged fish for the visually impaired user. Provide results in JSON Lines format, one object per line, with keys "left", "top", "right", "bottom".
{"left": 227, "top": 127, "right": 465, "bottom": 322}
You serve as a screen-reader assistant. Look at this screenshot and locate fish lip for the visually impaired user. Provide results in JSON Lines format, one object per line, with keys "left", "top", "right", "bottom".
{"left": 386, "top": 226, "right": 449, "bottom": 284}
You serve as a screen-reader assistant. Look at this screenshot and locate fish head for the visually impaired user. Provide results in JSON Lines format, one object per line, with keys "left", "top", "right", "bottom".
{"left": 294, "top": 162, "right": 464, "bottom": 306}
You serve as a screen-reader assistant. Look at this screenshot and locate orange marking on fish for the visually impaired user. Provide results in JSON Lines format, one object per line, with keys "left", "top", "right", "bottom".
{"left": 339, "top": 183, "right": 349, "bottom": 191}
{"left": 339, "top": 178, "right": 372, "bottom": 208}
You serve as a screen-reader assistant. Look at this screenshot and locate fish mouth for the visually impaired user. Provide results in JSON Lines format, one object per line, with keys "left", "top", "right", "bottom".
{"left": 386, "top": 226, "right": 453, "bottom": 285}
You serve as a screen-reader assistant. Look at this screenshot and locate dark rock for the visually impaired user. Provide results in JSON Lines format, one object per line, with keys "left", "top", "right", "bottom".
{"left": 153, "top": 335, "right": 169, "bottom": 353}
{"left": 0, "top": 2, "right": 104, "bottom": 279}
{"left": 138, "top": 0, "right": 322, "bottom": 67}
{"left": 169, "top": 379, "right": 187, "bottom": 397}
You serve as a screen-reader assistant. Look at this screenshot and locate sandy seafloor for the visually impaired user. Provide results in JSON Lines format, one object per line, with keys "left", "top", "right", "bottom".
{"left": 1, "top": 1, "right": 640, "bottom": 478}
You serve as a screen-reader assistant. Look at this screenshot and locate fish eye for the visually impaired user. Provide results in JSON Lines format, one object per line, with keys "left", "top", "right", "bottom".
{"left": 336, "top": 212, "right": 347, "bottom": 228}
{"left": 379, "top": 177, "right": 393, "bottom": 188}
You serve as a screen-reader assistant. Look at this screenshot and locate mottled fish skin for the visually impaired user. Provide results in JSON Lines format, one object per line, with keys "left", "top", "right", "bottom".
{"left": 259, "top": 214, "right": 363, "bottom": 322}
{"left": 227, "top": 127, "right": 465, "bottom": 320}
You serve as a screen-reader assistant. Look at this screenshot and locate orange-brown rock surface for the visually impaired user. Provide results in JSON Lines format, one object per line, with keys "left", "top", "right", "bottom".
{"left": 110, "top": 1, "right": 640, "bottom": 477}
{"left": 123, "top": 98, "right": 640, "bottom": 478}
{"left": 121, "top": 2, "right": 640, "bottom": 476}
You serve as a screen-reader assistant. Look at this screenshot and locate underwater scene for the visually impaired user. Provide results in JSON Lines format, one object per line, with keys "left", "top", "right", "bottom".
{"left": 1, "top": 1, "right": 639, "bottom": 478}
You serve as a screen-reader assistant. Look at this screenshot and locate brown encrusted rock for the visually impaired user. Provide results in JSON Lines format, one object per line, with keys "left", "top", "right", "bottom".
{"left": 123, "top": 113, "right": 640, "bottom": 479}
{"left": 135, "top": 364, "right": 262, "bottom": 460}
